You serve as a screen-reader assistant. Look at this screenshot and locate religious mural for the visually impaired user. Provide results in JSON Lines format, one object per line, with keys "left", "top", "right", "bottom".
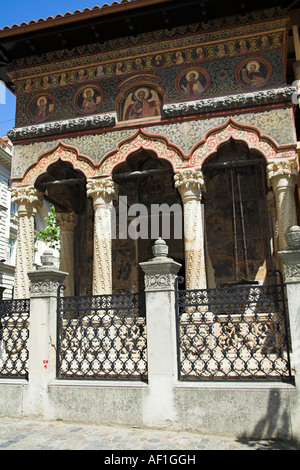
{"left": 119, "top": 86, "right": 163, "bottom": 122}
{"left": 73, "top": 85, "right": 103, "bottom": 114}
{"left": 12, "top": 12, "right": 287, "bottom": 128}
{"left": 176, "top": 68, "right": 209, "bottom": 98}
{"left": 27, "top": 94, "right": 55, "bottom": 122}
{"left": 236, "top": 57, "right": 272, "bottom": 88}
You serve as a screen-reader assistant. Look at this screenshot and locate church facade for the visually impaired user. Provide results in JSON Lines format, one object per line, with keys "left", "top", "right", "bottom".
{"left": 1, "top": 0, "right": 299, "bottom": 299}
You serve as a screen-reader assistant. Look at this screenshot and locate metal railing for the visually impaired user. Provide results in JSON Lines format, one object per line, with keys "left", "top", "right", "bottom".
{"left": 56, "top": 285, "right": 147, "bottom": 381}
{"left": 175, "top": 271, "right": 294, "bottom": 382}
{"left": 0, "top": 298, "right": 30, "bottom": 379}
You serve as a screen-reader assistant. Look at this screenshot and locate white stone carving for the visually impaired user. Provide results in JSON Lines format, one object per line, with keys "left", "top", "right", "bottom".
{"left": 267, "top": 158, "right": 298, "bottom": 250}
{"left": 11, "top": 186, "right": 43, "bottom": 298}
{"left": 86, "top": 178, "right": 117, "bottom": 295}
{"left": 174, "top": 168, "right": 206, "bottom": 290}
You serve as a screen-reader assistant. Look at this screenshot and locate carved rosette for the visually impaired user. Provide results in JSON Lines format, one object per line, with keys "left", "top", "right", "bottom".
{"left": 174, "top": 169, "right": 206, "bottom": 290}
{"left": 11, "top": 186, "right": 43, "bottom": 299}
{"left": 267, "top": 158, "right": 298, "bottom": 250}
{"left": 86, "top": 178, "right": 117, "bottom": 295}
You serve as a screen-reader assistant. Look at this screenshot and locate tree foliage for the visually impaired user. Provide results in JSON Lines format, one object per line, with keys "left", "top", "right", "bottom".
{"left": 35, "top": 205, "right": 60, "bottom": 251}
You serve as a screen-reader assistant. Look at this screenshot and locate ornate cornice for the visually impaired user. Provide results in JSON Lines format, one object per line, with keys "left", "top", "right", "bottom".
{"left": 163, "top": 86, "right": 296, "bottom": 118}
{"left": 8, "top": 112, "right": 116, "bottom": 142}
{"left": 7, "top": 87, "right": 295, "bottom": 143}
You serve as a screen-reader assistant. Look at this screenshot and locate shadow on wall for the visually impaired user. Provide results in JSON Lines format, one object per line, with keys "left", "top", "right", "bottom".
{"left": 237, "top": 389, "right": 293, "bottom": 444}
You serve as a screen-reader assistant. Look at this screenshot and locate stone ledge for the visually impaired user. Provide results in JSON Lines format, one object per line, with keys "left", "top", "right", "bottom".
{"left": 7, "top": 86, "right": 295, "bottom": 142}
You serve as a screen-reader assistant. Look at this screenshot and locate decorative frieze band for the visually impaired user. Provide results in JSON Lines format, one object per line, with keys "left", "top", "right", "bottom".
{"left": 7, "top": 86, "right": 295, "bottom": 142}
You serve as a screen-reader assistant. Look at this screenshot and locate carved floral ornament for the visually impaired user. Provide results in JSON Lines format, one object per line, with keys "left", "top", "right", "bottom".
{"left": 174, "top": 168, "right": 206, "bottom": 201}
{"left": 266, "top": 159, "right": 299, "bottom": 186}
{"left": 21, "top": 142, "right": 99, "bottom": 186}
{"left": 190, "top": 119, "right": 297, "bottom": 166}
{"left": 16, "top": 120, "right": 297, "bottom": 188}
{"left": 11, "top": 185, "right": 43, "bottom": 208}
{"left": 86, "top": 177, "right": 118, "bottom": 205}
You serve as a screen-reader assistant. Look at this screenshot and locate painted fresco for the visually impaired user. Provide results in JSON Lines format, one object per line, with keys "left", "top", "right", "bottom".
{"left": 27, "top": 94, "right": 55, "bottom": 122}
{"left": 119, "top": 86, "right": 163, "bottom": 122}
{"left": 236, "top": 57, "right": 272, "bottom": 88}
{"left": 176, "top": 68, "right": 209, "bottom": 98}
{"left": 10, "top": 12, "right": 288, "bottom": 128}
{"left": 72, "top": 85, "right": 103, "bottom": 114}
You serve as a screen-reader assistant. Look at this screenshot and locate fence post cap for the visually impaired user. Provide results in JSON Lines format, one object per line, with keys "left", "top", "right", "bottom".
{"left": 152, "top": 238, "right": 168, "bottom": 258}
{"left": 286, "top": 225, "right": 300, "bottom": 248}
{"left": 40, "top": 249, "right": 55, "bottom": 267}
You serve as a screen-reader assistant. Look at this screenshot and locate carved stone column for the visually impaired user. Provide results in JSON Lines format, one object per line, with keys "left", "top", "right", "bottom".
{"left": 11, "top": 186, "right": 42, "bottom": 299}
{"left": 56, "top": 211, "right": 77, "bottom": 296}
{"left": 267, "top": 159, "right": 298, "bottom": 251}
{"left": 86, "top": 177, "right": 117, "bottom": 295}
{"left": 174, "top": 168, "right": 206, "bottom": 290}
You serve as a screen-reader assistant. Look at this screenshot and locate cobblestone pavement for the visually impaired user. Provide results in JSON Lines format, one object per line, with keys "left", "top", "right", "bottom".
{"left": 0, "top": 417, "right": 299, "bottom": 451}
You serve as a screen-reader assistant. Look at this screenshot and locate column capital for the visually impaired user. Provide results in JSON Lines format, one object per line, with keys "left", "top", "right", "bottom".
{"left": 86, "top": 177, "right": 117, "bottom": 206}
{"left": 56, "top": 210, "right": 78, "bottom": 231}
{"left": 174, "top": 168, "right": 205, "bottom": 202}
{"left": 11, "top": 185, "right": 43, "bottom": 215}
{"left": 267, "top": 158, "right": 298, "bottom": 189}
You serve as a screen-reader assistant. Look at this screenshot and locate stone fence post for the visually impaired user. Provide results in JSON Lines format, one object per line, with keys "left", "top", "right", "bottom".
{"left": 140, "top": 238, "right": 181, "bottom": 428}
{"left": 279, "top": 226, "right": 300, "bottom": 389}
{"left": 24, "top": 249, "right": 68, "bottom": 419}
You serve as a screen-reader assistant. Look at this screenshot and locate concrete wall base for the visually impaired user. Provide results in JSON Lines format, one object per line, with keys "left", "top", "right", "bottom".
{"left": 0, "top": 379, "right": 299, "bottom": 442}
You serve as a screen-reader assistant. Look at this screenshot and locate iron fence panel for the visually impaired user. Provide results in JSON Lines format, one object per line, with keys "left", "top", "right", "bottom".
{"left": 0, "top": 298, "right": 30, "bottom": 379}
{"left": 56, "top": 286, "right": 147, "bottom": 381}
{"left": 175, "top": 272, "right": 294, "bottom": 382}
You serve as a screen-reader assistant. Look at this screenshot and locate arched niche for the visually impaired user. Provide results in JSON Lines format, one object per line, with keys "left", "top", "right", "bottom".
{"left": 202, "top": 138, "right": 275, "bottom": 287}
{"left": 111, "top": 147, "right": 185, "bottom": 293}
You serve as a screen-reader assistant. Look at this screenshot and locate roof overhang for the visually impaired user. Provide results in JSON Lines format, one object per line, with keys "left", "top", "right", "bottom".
{"left": 0, "top": 0, "right": 297, "bottom": 93}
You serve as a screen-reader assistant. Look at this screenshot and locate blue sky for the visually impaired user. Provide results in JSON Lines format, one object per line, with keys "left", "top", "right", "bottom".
{"left": 0, "top": 0, "right": 108, "bottom": 137}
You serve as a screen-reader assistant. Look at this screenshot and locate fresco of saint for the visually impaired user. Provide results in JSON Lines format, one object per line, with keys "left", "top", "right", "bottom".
{"left": 121, "top": 87, "right": 162, "bottom": 121}
{"left": 73, "top": 86, "right": 103, "bottom": 114}
{"left": 237, "top": 58, "right": 271, "bottom": 87}
{"left": 177, "top": 69, "right": 209, "bottom": 97}
{"left": 28, "top": 94, "right": 55, "bottom": 122}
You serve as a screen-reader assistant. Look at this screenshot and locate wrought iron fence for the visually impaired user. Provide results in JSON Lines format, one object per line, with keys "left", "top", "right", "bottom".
{"left": 0, "top": 298, "right": 30, "bottom": 379}
{"left": 175, "top": 272, "right": 294, "bottom": 382}
{"left": 56, "top": 285, "right": 147, "bottom": 381}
